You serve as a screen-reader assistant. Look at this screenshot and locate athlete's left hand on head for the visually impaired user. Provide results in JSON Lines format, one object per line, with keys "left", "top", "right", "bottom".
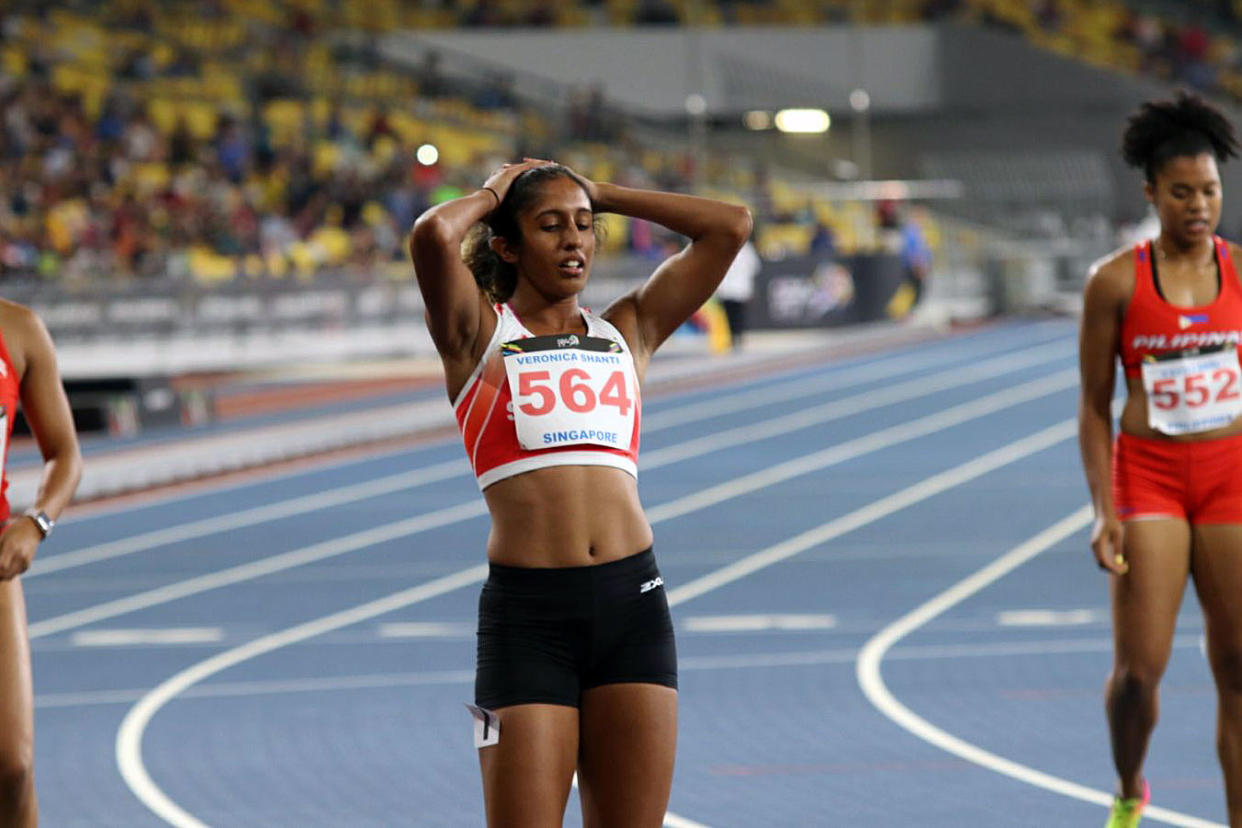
{"left": 524, "top": 158, "right": 599, "bottom": 202}
{"left": 0, "top": 517, "right": 39, "bottom": 579}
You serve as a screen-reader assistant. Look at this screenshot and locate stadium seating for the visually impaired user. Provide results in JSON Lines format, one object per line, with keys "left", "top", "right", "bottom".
{"left": 0, "top": 0, "right": 977, "bottom": 284}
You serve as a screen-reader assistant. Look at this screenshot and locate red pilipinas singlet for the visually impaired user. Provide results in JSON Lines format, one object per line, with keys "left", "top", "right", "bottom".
{"left": 1119, "top": 236, "right": 1242, "bottom": 378}
{"left": 1113, "top": 236, "right": 1242, "bottom": 522}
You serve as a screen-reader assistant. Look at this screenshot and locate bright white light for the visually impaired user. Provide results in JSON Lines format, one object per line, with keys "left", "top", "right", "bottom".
{"left": 774, "top": 108, "right": 830, "bottom": 134}
{"left": 416, "top": 144, "right": 439, "bottom": 165}
{"left": 849, "top": 88, "right": 871, "bottom": 112}
{"left": 744, "top": 110, "right": 772, "bottom": 130}
{"left": 685, "top": 93, "right": 707, "bottom": 116}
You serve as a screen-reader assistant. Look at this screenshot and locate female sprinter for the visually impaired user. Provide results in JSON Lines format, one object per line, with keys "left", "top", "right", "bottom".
{"left": 410, "top": 159, "right": 750, "bottom": 827}
{"left": 1079, "top": 92, "right": 1242, "bottom": 828}
{"left": 0, "top": 300, "right": 83, "bottom": 825}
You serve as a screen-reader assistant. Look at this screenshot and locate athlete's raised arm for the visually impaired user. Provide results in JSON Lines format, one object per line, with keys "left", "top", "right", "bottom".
{"left": 585, "top": 178, "right": 752, "bottom": 368}
{"left": 1078, "top": 257, "right": 1128, "bottom": 576}
{"left": 0, "top": 304, "right": 80, "bottom": 579}
{"left": 409, "top": 161, "right": 545, "bottom": 379}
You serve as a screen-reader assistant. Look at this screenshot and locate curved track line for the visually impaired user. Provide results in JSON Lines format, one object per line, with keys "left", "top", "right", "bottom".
{"left": 115, "top": 564, "right": 488, "bottom": 828}
{"left": 855, "top": 505, "right": 1227, "bottom": 828}
{"left": 116, "top": 406, "right": 1078, "bottom": 827}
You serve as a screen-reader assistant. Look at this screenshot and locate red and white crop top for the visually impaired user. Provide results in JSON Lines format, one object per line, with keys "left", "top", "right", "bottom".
{"left": 1119, "top": 237, "right": 1242, "bottom": 379}
{"left": 453, "top": 303, "right": 642, "bottom": 489}
{"left": 0, "top": 329, "right": 18, "bottom": 521}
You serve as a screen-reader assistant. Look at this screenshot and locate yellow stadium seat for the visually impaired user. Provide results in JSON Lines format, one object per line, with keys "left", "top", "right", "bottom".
{"left": 189, "top": 246, "right": 239, "bottom": 284}
{"left": 184, "top": 102, "right": 221, "bottom": 140}
{"left": 265, "top": 250, "right": 290, "bottom": 278}
{"left": 133, "top": 163, "right": 172, "bottom": 196}
{"left": 1, "top": 47, "right": 27, "bottom": 78}
{"left": 313, "top": 141, "right": 342, "bottom": 176}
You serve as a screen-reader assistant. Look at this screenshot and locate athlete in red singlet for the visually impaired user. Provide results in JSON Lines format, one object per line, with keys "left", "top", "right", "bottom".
{"left": 1080, "top": 92, "right": 1242, "bottom": 828}
{"left": 0, "top": 301, "right": 81, "bottom": 826}
{"left": 410, "top": 159, "right": 750, "bottom": 827}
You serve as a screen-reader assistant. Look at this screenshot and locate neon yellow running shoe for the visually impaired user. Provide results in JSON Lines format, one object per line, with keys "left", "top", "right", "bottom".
{"left": 1105, "top": 780, "right": 1150, "bottom": 828}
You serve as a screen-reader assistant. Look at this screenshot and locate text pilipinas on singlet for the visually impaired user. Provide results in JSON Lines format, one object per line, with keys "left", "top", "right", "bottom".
{"left": 1141, "top": 343, "right": 1242, "bottom": 435}
{"left": 502, "top": 334, "right": 636, "bottom": 450}
{"left": 1131, "top": 330, "right": 1242, "bottom": 350}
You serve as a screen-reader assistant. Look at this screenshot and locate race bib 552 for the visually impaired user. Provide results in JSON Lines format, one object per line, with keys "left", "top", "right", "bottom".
{"left": 1141, "top": 344, "right": 1242, "bottom": 435}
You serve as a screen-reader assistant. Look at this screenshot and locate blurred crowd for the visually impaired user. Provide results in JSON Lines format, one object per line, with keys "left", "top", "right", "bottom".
{"left": 44, "top": 0, "right": 1240, "bottom": 284}
{"left": 21, "top": 0, "right": 1225, "bottom": 285}
{"left": 0, "top": 0, "right": 922, "bottom": 285}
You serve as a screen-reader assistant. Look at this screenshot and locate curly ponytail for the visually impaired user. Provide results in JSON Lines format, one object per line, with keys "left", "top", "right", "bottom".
{"left": 462, "top": 164, "right": 595, "bottom": 303}
{"left": 1122, "top": 91, "right": 1239, "bottom": 183}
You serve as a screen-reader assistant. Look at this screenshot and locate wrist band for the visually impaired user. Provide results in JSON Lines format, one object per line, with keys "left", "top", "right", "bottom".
{"left": 481, "top": 186, "right": 501, "bottom": 206}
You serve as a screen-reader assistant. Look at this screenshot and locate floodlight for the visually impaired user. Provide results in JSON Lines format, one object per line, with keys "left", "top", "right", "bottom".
{"left": 774, "top": 109, "right": 830, "bottom": 134}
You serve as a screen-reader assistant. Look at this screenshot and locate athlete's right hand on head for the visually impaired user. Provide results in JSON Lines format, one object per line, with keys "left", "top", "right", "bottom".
{"left": 482, "top": 159, "right": 552, "bottom": 204}
{"left": 1091, "top": 515, "right": 1128, "bottom": 575}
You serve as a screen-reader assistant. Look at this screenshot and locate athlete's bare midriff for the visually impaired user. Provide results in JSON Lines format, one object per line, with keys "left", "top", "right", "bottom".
{"left": 482, "top": 464, "right": 653, "bottom": 567}
{"left": 1121, "top": 376, "right": 1242, "bottom": 441}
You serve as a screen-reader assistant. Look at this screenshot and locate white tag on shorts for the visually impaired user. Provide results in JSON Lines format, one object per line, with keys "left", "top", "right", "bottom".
{"left": 502, "top": 334, "right": 636, "bottom": 451}
{"left": 465, "top": 703, "right": 500, "bottom": 748}
{"left": 1141, "top": 344, "right": 1242, "bottom": 435}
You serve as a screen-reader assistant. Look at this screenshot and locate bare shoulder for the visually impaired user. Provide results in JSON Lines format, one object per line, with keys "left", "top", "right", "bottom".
{"left": 1083, "top": 244, "right": 1136, "bottom": 306}
{"left": 600, "top": 292, "right": 642, "bottom": 351}
{"left": 1225, "top": 238, "right": 1242, "bottom": 263}
{"left": 0, "top": 299, "right": 51, "bottom": 376}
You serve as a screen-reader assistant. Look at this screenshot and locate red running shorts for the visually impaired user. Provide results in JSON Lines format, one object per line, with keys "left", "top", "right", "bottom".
{"left": 1112, "top": 432, "right": 1242, "bottom": 524}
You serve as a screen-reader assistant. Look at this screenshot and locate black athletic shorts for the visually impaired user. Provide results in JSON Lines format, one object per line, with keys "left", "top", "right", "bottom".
{"left": 475, "top": 548, "right": 678, "bottom": 709}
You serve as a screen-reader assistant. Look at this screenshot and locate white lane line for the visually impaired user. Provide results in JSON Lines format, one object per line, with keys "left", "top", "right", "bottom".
{"left": 662, "top": 417, "right": 1074, "bottom": 608}
{"left": 41, "top": 670, "right": 479, "bottom": 709}
{"left": 647, "top": 370, "right": 1074, "bottom": 525}
{"left": 34, "top": 369, "right": 1074, "bottom": 640}
{"left": 116, "top": 563, "right": 489, "bottom": 828}
{"left": 376, "top": 622, "right": 474, "bottom": 638}
{"left": 46, "top": 322, "right": 1069, "bottom": 532}
{"left": 49, "top": 329, "right": 966, "bottom": 525}
{"left": 42, "top": 634, "right": 1212, "bottom": 710}
{"left": 32, "top": 337, "right": 1071, "bottom": 579}
{"left": 855, "top": 506, "right": 1225, "bottom": 828}
{"left": 27, "top": 460, "right": 469, "bottom": 578}
{"left": 28, "top": 501, "right": 488, "bottom": 639}
{"left": 682, "top": 614, "right": 837, "bottom": 632}
{"left": 663, "top": 814, "right": 710, "bottom": 828}
{"left": 71, "top": 628, "right": 224, "bottom": 647}
{"left": 996, "top": 608, "right": 1105, "bottom": 627}
{"left": 643, "top": 337, "right": 1070, "bottom": 431}
{"left": 642, "top": 343, "right": 1072, "bottom": 468}
{"left": 115, "top": 393, "right": 1078, "bottom": 828}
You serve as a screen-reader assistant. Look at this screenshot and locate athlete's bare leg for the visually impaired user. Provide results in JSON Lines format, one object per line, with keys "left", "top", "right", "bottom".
{"left": 1107, "top": 518, "right": 1191, "bottom": 801}
{"left": 1190, "top": 524, "right": 1242, "bottom": 827}
{"left": 577, "top": 683, "right": 677, "bottom": 828}
{"left": 478, "top": 703, "right": 578, "bottom": 828}
{"left": 0, "top": 578, "right": 35, "bottom": 827}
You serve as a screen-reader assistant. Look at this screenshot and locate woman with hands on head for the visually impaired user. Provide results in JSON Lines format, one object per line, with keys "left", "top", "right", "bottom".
{"left": 1080, "top": 92, "right": 1242, "bottom": 828}
{"left": 0, "top": 300, "right": 82, "bottom": 826}
{"left": 410, "top": 158, "right": 751, "bottom": 827}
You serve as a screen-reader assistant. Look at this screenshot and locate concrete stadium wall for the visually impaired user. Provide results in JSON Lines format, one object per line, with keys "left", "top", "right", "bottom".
{"left": 381, "top": 26, "right": 943, "bottom": 115}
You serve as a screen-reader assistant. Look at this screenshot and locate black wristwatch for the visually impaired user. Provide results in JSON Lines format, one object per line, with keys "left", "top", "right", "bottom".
{"left": 24, "top": 509, "right": 53, "bottom": 540}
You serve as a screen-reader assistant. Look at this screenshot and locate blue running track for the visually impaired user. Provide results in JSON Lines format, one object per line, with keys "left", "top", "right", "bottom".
{"left": 24, "top": 319, "right": 1228, "bottom": 827}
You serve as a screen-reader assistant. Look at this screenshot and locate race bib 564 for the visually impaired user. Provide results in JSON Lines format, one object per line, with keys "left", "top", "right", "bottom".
{"left": 502, "top": 335, "right": 636, "bottom": 451}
